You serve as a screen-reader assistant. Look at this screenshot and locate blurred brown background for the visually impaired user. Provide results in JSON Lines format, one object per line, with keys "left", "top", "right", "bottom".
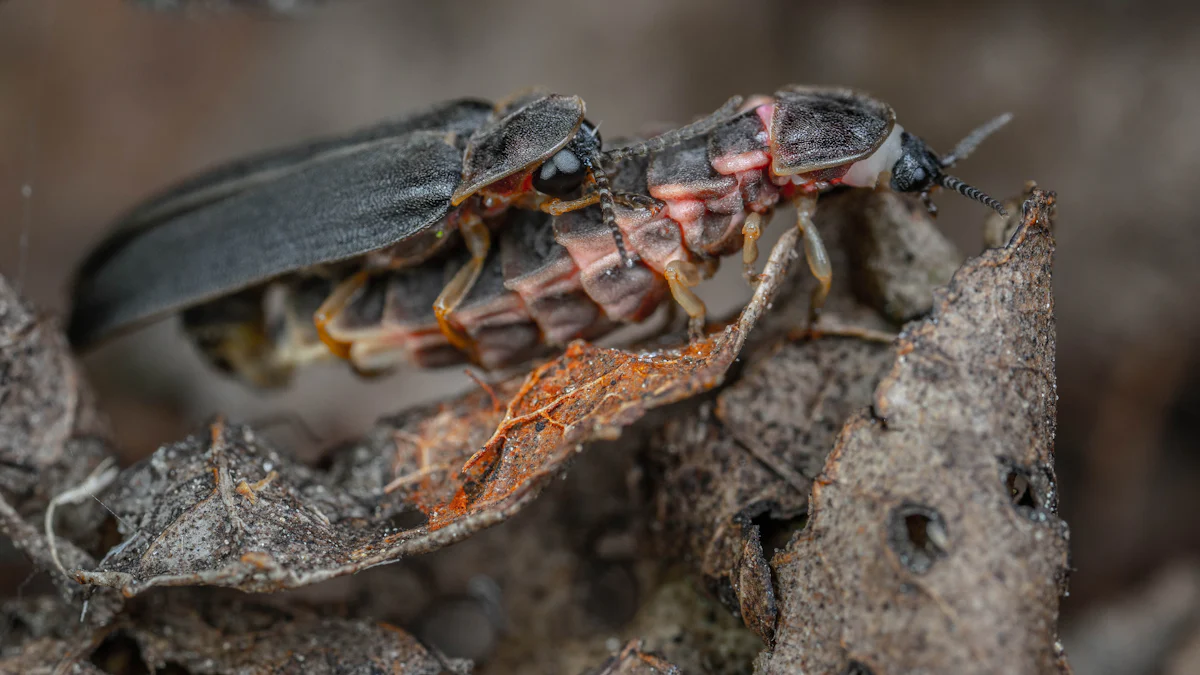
{"left": 1, "top": 0, "right": 1198, "bottom": 669}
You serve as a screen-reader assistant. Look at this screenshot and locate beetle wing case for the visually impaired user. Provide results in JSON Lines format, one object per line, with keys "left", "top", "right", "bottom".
{"left": 68, "top": 131, "right": 465, "bottom": 349}
{"left": 118, "top": 98, "right": 493, "bottom": 233}
{"left": 451, "top": 94, "right": 585, "bottom": 205}
{"left": 769, "top": 85, "right": 896, "bottom": 176}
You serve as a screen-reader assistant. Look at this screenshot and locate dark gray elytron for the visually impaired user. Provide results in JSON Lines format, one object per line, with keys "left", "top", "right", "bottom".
{"left": 68, "top": 86, "right": 1009, "bottom": 386}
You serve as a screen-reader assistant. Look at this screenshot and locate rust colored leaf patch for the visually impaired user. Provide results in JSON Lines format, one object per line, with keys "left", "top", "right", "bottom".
{"left": 428, "top": 225, "right": 803, "bottom": 528}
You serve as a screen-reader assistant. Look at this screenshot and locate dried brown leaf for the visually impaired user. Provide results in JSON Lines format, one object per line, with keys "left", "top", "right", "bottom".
{"left": 761, "top": 188, "right": 1070, "bottom": 674}
{"left": 647, "top": 189, "right": 950, "bottom": 642}
{"left": 126, "top": 590, "right": 464, "bottom": 674}
{"left": 0, "top": 275, "right": 110, "bottom": 513}
{"left": 1, "top": 590, "right": 465, "bottom": 675}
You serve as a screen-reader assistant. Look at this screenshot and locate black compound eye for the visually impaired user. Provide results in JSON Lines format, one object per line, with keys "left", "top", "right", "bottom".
{"left": 533, "top": 148, "right": 587, "bottom": 197}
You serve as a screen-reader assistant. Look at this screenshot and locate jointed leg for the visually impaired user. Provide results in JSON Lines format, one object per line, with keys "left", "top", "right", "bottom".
{"left": 314, "top": 271, "right": 368, "bottom": 360}
{"left": 664, "top": 259, "right": 707, "bottom": 341}
{"left": 542, "top": 191, "right": 600, "bottom": 215}
{"left": 741, "top": 211, "right": 765, "bottom": 283}
{"left": 794, "top": 195, "right": 832, "bottom": 325}
{"left": 543, "top": 191, "right": 663, "bottom": 216}
{"left": 433, "top": 212, "right": 490, "bottom": 357}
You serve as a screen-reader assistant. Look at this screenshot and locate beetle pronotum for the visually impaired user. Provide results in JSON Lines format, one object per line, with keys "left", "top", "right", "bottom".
{"left": 68, "top": 86, "right": 1008, "bottom": 386}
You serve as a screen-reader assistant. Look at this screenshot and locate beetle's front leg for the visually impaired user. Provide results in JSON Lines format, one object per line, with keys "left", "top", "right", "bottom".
{"left": 433, "top": 212, "right": 490, "bottom": 359}
{"left": 542, "top": 191, "right": 599, "bottom": 215}
{"left": 664, "top": 259, "right": 707, "bottom": 341}
{"left": 794, "top": 195, "right": 832, "bottom": 326}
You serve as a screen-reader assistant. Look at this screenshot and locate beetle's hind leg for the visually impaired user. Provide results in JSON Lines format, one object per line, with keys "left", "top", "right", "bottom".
{"left": 794, "top": 195, "right": 832, "bottom": 326}
{"left": 543, "top": 191, "right": 663, "bottom": 216}
{"left": 433, "top": 212, "right": 490, "bottom": 358}
{"left": 664, "top": 260, "right": 707, "bottom": 341}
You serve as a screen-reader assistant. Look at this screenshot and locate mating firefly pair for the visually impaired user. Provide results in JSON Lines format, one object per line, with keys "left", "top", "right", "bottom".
{"left": 67, "top": 86, "right": 1009, "bottom": 386}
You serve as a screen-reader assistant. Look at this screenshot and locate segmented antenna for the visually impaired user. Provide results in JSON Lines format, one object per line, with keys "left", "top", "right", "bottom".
{"left": 601, "top": 95, "right": 744, "bottom": 164}
{"left": 588, "top": 148, "right": 634, "bottom": 267}
{"left": 937, "top": 174, "right": 1007, "bottom": 215}
{"left": 940, "top": 112, "right": 1013, "bottom": 168}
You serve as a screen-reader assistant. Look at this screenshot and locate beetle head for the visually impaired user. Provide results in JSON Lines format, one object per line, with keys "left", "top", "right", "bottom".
{"left": 532, "top": 119, "right": 602, "bottom": 197}
{"left": 889, "top": 112, "right": 1012, "bottom": 216}
{"left": 889, "top": 132, "right": 943, "bottom": 194}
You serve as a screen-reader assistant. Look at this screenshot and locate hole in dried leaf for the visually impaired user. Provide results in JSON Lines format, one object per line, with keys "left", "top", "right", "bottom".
{"left": 887, "top": 503, "right": 948, "bottom": 574}
{"left": 387, "top": 508, "right": 429, "bottom": 530}
{"left": 750, "top": 506, "right": 808, "bottom": 557}
{"left": 998, "top": 457, "right": 1056, "bottom": 521}
{"left": 1007, "top": 469, "right": 1038, "bottom": 510}
{"left": 89, "top": 632, "right": 153, "bottom": 675}
{"left": 840, "top": 658, "right": 878, "bottom": 672}
{"left": 843, "top": 659, "right": 875, "bottom": 675}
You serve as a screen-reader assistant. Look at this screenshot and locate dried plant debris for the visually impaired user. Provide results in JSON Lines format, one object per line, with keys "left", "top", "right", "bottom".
{"left": 584, "top": 640, "right": 682, "bottom": 675}
{"left": 760, "top": 189, "right": 1069, "bottom": 674}
{"left": 0, "top": 276, "right": 122, "bottom": 620}
{"left": 0, "top": 488, "right": 124, "bottom": 625}
{"left": 650, "top": 336, "right": 894, "bottom": 644}
{"left": 647, "top": 187, "right": 958, "bottom": 645}
{"left": 2, "top": 589, "right": 466, "bottom": 675}
{"left": 0, "top": 275, "right": 111, "bottom": 513}
{"left": 0, "top": 643, "right": 108, "bottom": 675}
{"left": 552, "top": 577, "right": 764, "bottom": 675}
{"left": 125, "top": 590, "right": 466, "bottom": 675}
{"left": 75, "top": 227, "right": 803, "bottom": 597}
{"left": 1, "top": 595, "right": 109, "bottom": 675}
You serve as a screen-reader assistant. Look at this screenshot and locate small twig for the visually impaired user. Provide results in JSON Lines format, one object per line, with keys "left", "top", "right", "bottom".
{"left": 44, "top": 457, "right": 119, "bottom": 579}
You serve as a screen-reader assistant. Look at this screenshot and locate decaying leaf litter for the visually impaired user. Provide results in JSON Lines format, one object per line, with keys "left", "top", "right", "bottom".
{"left": 1, "top": 186, "right": 1070, "bottom": 673}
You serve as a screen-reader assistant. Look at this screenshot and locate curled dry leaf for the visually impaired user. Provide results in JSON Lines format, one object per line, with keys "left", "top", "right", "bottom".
{"left": 647, "top": 187, "right": 948, "bottom": 644}
{"left": 1, "top": 590, "right": 465, "bottom": 675}
{"left": 761, "top": 188, "right": 1070, "bottom": 674}
{"left": 74, "top": 227, "right": 803, "bottom": 596}
{"left": 0, "top": 275, "right": 110, "bottom": 512}
{"left": 650, "top": 336, "right": 893, "bottom": 644}
{"left": 125, "top": 590, "right": 466, "bottom": 675}
{"left": 0, "top": 276, "right": 122, "bottom": 621}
